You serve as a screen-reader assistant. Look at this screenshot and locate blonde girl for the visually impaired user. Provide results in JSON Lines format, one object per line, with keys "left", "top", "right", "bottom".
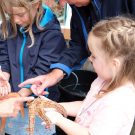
{"left": 0, "top": 0, "right": 65, "bottom": 134}
{"left": 42, "top": 16, "right": 135, "bottom": 135}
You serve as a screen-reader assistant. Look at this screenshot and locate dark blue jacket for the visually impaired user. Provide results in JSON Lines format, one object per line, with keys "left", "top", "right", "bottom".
{"left": 0, "top": 5, "right": 66, "bottom": 100}
{"left": 51, "top": 0, "right": 135, "bottom": 76}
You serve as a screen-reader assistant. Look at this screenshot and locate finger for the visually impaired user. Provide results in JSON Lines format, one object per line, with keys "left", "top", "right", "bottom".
{"left": 0, "top": 88, "right": 4, "bottom": 96}
{"left": 37, "top": 90, "right": 49, "bottom": 96}
{"left": 0, "top": 87, "right": 2, "bottom": 95}
{"left": 37, "top": 83, "right": 48, "bottom": 95}
{"left": 18, "top": 78, "right": 39, "bottom": 87}
{"left": 15, "top": 104, "right": 21, "bottom": 110}
{"left": 41, "top": 122, "right": 51, "bottom": 129}
{"left": 41, "top": 91, "right": 49, "bottom": 96}
{"left": 4, "top": 87, "right": 8, "bottom": 95}
{"left": 5, "top": 85, "right": 10, "bottom": 95}
{"left": 13, "top": 96, "right": 34, "bottom": 103}
{"left": 2, "top": 87, "right": 8, "bottom": 96}
{"left": 31, "top": 84, "right": 39, "bottom": 95}
{"left": 39, "top": 96, "right": 50, "bottom": 101}
{"left": 0, "top": 114, "right": 12, "bottom": 117}
{"left": 6, "top": 82, "right": 11, "bottom": 93}
{"left": 2, "top": 87, "right": 5, "bottom": 96}
{"left": 11, "top": 110, "right": 19, "bottom": 118}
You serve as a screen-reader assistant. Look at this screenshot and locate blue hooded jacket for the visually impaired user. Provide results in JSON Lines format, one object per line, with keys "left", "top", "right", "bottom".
{"left": 0, "top": 5, "right": 66, "bottom": 100}
{"left": 50, "top": 0, "right": 135, "bottom": 76}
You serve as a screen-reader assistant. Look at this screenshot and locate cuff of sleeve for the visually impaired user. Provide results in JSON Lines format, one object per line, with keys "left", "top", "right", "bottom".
{"left": 1, "top": 67, "right": 10, "bottom": 74}
{"left": 50, "top": 63, "right": 72, "bottom": 77}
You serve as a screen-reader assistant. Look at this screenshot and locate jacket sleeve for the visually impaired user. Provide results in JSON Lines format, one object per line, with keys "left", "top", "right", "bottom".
{"left": 50, "top": 9, "right": 88, "bottom": 76}
{"left": 0, "top": 38, "right": 10, "bottom": 73}
{"left": 26, "top": 29, "right": 66, "bottom": 79}
{"left": 128, "top": 0, "right": 135, "bottom": 15}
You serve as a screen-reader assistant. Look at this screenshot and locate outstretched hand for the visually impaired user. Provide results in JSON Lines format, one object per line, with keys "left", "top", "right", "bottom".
{"left": 0, "top": 66, "right": 11, "bottom": 96}
{"left": 0, "top": 96, "right": 34, "bottom": 117}
{"left": 19, "top": 69, "right": 64, "bottom": 96}
{"left": 40, "top": 96, "right": 64, "bottom": 126}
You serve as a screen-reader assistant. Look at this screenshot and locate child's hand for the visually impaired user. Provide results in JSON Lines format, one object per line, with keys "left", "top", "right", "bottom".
{"left": 40, "top": 96, "right": 63, "bottom": 125}
{"left": 42, "top": 108, "right": 63, "bottom": 125}
{"left": 0, "top": 67, "right": 11, "bottom": 96}
{"left": 0, "top": 96, "right": 34, "bottom": 117}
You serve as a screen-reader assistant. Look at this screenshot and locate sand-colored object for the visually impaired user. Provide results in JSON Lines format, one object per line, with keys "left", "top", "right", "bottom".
{"left": 26, "top": 97, "right": 67, "bottom": 135}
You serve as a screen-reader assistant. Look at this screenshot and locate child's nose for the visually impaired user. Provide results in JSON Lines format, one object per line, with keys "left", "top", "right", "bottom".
{"left": 14, "top": 16, "right": 21, "bottom": 25}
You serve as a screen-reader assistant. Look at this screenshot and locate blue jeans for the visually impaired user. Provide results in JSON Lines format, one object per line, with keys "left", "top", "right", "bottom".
{"left": 4, "top": 108, "right": 55, "bottom": 135}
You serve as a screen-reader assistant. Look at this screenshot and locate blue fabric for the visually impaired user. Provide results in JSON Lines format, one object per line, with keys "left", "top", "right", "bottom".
{"left": 0, "top": 4, "right": 64, "bottom": 135}
{"left": 19, "top": 27, "right": 27, "bottom": 83}
{"left": 4, "top": 108, "right": 55, "bottom": 135}
{"left": 40, "top": 4, "right": 54, "bottom": 27}
{"left": 50, "top": 63, "right": 72, "bottom": 76}
{"left": 70, "top": 7, "right": 88, "bottom": 71}
{"left": 19, "top": 4, "right": 54, "bottom": 85}
{"left": 0, "top": 6, "right": 65, "bottom": 92}
{"left": 50, "top": 0, "right": 135, "bottom": 77}
{"left": 93, "top": 0, "right": 101, "bottom": 18}
{"left": 72, "top": 58, "right": 87, "bottom": 71}
{"left": 73, "top": 7, "right": 88, "bottom": 47}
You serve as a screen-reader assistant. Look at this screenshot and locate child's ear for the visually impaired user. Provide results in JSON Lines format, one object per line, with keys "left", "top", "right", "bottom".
{"left": 112, "top": 58, "right": 121, "bottom": 70}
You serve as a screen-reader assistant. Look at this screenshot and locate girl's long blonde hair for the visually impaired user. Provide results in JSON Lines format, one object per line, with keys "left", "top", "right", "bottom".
{"left": 0, "top": 0, "right": 44, "bottom": 47}
{"left": 91, "top": 16, "right": 135, "bottom": 93}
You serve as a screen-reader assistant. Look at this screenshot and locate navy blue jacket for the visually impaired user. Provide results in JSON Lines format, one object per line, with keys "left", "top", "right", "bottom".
{"left": 0, "top": 5, "right": 66, "bottom": 99}
{"left": 51, "top": 0, "right": 135, "bottom": 76}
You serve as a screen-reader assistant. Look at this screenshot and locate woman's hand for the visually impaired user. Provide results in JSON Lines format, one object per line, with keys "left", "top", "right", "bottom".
{"left": 0, "top": 67, "right": 11, "bottom": 96}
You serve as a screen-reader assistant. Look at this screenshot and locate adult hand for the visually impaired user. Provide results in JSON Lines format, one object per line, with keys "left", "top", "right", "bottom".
{"left": 19, "top": 69, "right": 64, "bottom": 95}
{"left": 0, "top": 96, "right": 34, "bottom": 117}
{"left": 0, "top": 66, "right": 11, "bottom": 96}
